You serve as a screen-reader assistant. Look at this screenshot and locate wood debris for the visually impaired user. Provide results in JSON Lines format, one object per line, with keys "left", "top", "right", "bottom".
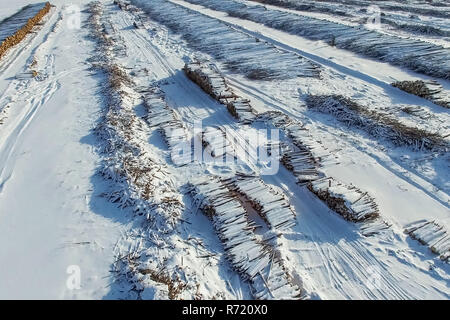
{"left": 392, "top": 80, "right": 449, "bottom": 109}
{"left": 184, "top": 62, "right": 256, "bottom": 124}
{"left": 405, "top": 220, "right": 450, "bottom": 262}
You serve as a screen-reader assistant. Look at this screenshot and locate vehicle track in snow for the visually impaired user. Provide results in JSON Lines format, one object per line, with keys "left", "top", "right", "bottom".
{"left": 0, "top": 7, "right": 62, "bottom": 194}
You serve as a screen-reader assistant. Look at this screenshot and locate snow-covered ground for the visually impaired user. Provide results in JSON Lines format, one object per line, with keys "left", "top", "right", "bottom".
{"left": 0, "top": 0, "right": 448, "bottom": 299}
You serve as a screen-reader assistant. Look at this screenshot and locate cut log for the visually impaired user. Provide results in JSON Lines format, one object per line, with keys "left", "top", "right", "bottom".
{"left": 143, "top": 89, "right": 188, "bottom": 153}
{"left": 184, "top": 61, "right": 256, "bottom": 124}
{"left": 307, "top": 178, "right": 379, "bottom": 222}
{"left": 225, "top": 174, "right": 297, "bottom": 230}
{"left": 190, "top": 177, "right": 302, "bottom": 299}
{"left": 405, "top": 220, "right": 450, "bottom": 262}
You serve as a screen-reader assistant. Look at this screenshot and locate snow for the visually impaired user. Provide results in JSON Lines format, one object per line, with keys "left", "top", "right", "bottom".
{"left": 0, "top": 0, "right": 448, "bottom": 300}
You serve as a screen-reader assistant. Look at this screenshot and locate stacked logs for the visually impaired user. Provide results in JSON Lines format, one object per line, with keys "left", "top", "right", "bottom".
{"left": 306, "top": 94, "right": 447, "bottom": 151}
{"left": 307, "top": 178, "right": 380, "bottom": 223}
{"left": 392, "top": 80, "right": 449, "bottom": 109}
{"left": 184, "top": 62, "right": 256, "bottom": 124}
{"left": 191, "top": 177, "right": 302, "bottom": 299}
{"left": 256, "top": 111, "right": 384, "bottom": 228}
{"left": 405, "top": 220, "right": 450, "bottom": 262}
{"left": 143, "top": 89, "right": 187, "bottom": 153}
{"left": 257, "top": 111, "right": 324, "bottom": 183}
{"left": 224, "top": 174, "right": 297, "bottom": 230}
{"left": 202, "top": 126, "right": 232, "bottom": 158}
{"left": 0, "top": 2, "right": 51, "bottom": 60}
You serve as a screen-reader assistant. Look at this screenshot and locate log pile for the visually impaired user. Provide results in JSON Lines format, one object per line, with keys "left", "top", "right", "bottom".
{"left": 281, "top": 145, "right": 323, "bottom": 183}
{"left": 184, "top": 0, "right": 450, "bottom": 80}
{"left": 306, "top": 94, "right": 447, "bottom": 151}
{"left": 307, "top": 178, "right": 380, "bottom": 222}
{"left": 401, "top": 105, "right": 434, "bottom": 120}
{"left": 88, "top": 1, "right": 182, "bottom": 232}
{"left": 225, "top": 175, "right": 296, "bottom": 230}
{"left": 92, "top": 2, "right": 231, "bottom": 300}
{"left": 225, "top": 99, "right": 255, "bottom": 124}
{"left": 255, "top": 111, "right": 383, "bottom": 229}
{"left": 392, "top": 80, "right": 449, "bottom": 109}
{"left": 359, "top": 219, "right": 391, "bottom": 237}
{"left": 256, "top": 111, "right": 324, "bottom": 183}
{"left": 190, "top": 177, "right": 302, "bottom": 299}
{"left": 143, "top": 89, "right": 187, "bottom": 153}
{"left": 0, "top": 2, "right": 51, "bottom": 61}
{"left": 139, "top": 0, "right": 320, "bottom": 81}
{"left": 183, "top": 62, "right": 235, "bottom": 100}
{"left": 184, "top": 62, "right": 256, "bottom": 124}
{"left": 405, "top": 220, "right": 450, "bottom": 262}
{"left": 247, "top": 0, "right": 450, "bottom": 20}
{"left": 202, "top": 126, "right": 232, "bottom": 158}
{"left": 381, "top": 16, "right": 450, "bottom": 37}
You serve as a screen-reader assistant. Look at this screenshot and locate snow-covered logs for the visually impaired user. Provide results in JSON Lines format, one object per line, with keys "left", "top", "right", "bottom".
{"left": 224, "top": 175, "right": 296, "bottom": 230}
{"left": 307, "top": 178, "right": 380, "bottom": 222}
{"left": 256, "top": 111, "right": 324, "bottom": 183}
{"left": 405, "top": 220, "right": 450, "bottom": 262}
{"left": 143, "top": 89, "right": 187, "bottom": 153}
{"left": 0, "top": 2, "right": 51, "bottom": 60}
{"left": 190, "top": 177, "right": 302, "bottom": 299}
{"left": 306, "top": 94, "right": 447, "bottom": 151}
{"left": 184, "top": 62, "right": 256, "bottom": 124}
{"left": 392, "top": 80, "right": 449, "bottom": 109}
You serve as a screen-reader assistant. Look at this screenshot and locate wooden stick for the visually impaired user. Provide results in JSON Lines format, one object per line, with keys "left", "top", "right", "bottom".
{"left": 258, "top": 271, "right": 274, "bottom": 298}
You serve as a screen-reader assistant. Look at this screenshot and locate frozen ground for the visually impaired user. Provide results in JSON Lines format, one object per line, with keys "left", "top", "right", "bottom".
{"left": 0, "top": 0, "right": 448, "bottom": 299}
